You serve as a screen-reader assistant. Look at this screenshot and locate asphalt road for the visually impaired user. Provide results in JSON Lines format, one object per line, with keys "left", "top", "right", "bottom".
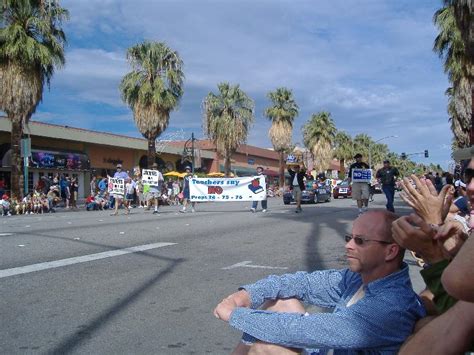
{"left": 0, "top": 193, "right": 425, "bottom": 355}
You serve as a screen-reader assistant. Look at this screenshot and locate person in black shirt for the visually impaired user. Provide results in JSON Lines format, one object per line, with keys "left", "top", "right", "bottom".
{"left": 348, "top": 154, "right": 370, "bottom": 215}
{"left": 376, "top": 160, "right": 399, "bottom": 212}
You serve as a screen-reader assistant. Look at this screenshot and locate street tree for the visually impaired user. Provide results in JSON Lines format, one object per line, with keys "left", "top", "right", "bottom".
{"left": 264, "top": 87, "right": 299, "bottom": 188}
{"left": 302, "top": 112, "right": 337, "bottom": 173}
{"left": 0, "top": 0, "right": 68, "bottom": 198}
{"left": 333, "top": 130, "right": 353, "bottom": 175}
{"left": 120, "top": 41, "right": 184, "bottom": 168}
{"left": 203, "top": 83, "right": 254, "bottom": 177}
{"left": 433, "top": 3, "right": 473, "bottom": 148}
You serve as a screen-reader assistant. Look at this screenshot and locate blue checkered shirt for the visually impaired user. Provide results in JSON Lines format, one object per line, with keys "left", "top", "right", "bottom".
{"left": 229, "top": 263, "right": 425, "bottom": 354}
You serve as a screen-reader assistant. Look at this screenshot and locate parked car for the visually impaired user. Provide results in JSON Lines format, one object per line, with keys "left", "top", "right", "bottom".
{"left": 283, "top": 182, "right": 331, "bottom": 204}
{"left": 333, "top": 180, "right": 352, "bottom": 199}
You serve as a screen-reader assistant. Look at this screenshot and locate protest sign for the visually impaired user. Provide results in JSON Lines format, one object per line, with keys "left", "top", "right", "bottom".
{"left": 142, "top": 169, "right": 161, "bottom": 185}
{"left": 189, "top": 176, "right": 266, "bottom": 202}
{"left": 351, "top": 169, "right": 372, "bottom": 183}
{"left": 108, "top": 178, "right": 125, "bottom": 195}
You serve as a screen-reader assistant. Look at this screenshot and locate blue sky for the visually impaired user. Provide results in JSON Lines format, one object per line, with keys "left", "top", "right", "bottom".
{"left": 32, "top": 0, "right": 452, "bottom": 168}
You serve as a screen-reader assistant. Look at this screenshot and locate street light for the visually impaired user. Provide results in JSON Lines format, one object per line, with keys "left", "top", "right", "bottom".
{"left": 368, "top": 135, "right": 398, "bottom": 168}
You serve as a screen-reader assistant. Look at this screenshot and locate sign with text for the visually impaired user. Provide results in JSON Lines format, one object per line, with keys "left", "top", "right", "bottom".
{"left": 351, "top": 169, "right": 372, "bottom": 183}
{"left": 108, "top": 178, "right": 125, "bottom": 195}
{"left": 189, "top": 176, "right": 267, "bottom": 202}
{"left": 142, "top": 169, "right": 161, "bottom": 185}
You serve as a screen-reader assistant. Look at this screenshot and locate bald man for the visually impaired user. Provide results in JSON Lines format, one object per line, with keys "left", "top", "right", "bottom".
{"left": 214, "top": 210, "right": 425, "bottom": 355}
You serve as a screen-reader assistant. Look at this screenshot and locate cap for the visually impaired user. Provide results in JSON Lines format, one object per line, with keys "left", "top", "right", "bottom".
{"left": 185, "top": 166, "right": 192, "bottom": 170}
{"left": 354, "top": 153, "right": 362, "bottom": 159}
{"left": 2, "top": 194, "right": 8, "bottom": 199}
{"left": 256, "top": 166, "right": 264, "bottom": 171}
{"left": 116, "top": 164, "right": 122, "bottom": 168}
{"left": 383, "top": 160, "right": 390, "bottom": 164}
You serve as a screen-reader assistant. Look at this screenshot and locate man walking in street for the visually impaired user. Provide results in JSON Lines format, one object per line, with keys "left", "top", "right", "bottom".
{"left": 376, "top": 160, "right": 399, "bottom": 212}
{"left": 250, "top": 166, "right": 267, "bottom": 213}
{"left": 110, "top": 163, "right": 129, "bottom": 216}
{"left": 147, "top": 163, "right": 164, "bottom": 215}
{"left": 214, "top": 210, "right": 425, "bottom": 354}
{"left": 288, "top": 164, "right": 305, "bottom": 213}
{"left": 348, "top": 153, "right": 370, "bottom": 215}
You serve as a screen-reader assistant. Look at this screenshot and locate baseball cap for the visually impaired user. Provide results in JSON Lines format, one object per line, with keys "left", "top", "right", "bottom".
{"left": 383, "top": 160, "right": 390, "bottom": 164}
{"left": 185, "top": 166, "right": 191, "bottom": 170}
{"left": 256, "top": 166, "right": 264, "bottom": 171}
{"left": 354, "top": 153, "right": 362, "bottom": 159}
{"left": 116, "top": 164, "right": 122, "bottom": 168}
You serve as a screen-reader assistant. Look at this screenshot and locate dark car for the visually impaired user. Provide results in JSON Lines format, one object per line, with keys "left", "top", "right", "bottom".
{"left": 283, "top": 182, "right": 331, "bottom": 204}
{"left": 333, "top": 180, "right": 352, "bottom": 199}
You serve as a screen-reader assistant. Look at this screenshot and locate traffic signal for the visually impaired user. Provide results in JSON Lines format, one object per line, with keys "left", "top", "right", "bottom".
{"left": 401, "top": 153, "right": 407, "bottom": 160}
{"left": 424, "top": 150, "right": 429, "bottom": 158}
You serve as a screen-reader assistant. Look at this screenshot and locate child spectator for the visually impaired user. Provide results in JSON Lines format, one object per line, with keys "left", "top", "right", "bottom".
{"left": 1, "top": 194, "right": 11, "bottom": 216}
{"left": 85, "top": 194, "right": 98, "bottom": 211}
{"left": 124, "top": 178, "right": 135, "bottom": 214}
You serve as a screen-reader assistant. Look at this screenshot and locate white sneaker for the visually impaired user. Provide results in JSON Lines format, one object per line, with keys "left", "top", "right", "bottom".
{"left": 191, "top": 208, "right": 195, "bottom": 213}
{"left": 262, "top": 209, "right": 267, "bottom": 213}
{"left": 180, "top": 209, "right": 186, "bottom": 213}
{"left": 250, "top": 208, "right": 256, "bottom": 213}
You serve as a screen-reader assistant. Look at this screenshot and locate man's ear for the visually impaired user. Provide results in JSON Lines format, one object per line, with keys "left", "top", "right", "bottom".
{"left": 385, "top": 244, "right": 400, "bottom": 262}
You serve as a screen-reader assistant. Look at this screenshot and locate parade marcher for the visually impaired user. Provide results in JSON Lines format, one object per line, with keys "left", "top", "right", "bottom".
{"left": 348, "top": 153, "right": 370, "bottom": 215}
{"left": 288, "top": 164, "right": 305, "bottom": 213}
{"left": 180, "top": 166, "right": 196, "bottom": 213}
{"left": 110, "top": 163, "right": 129, "bottom": 216}
{"left": 250, "top": 166, "right": 267, "bottom": 213}
{"left": 376, "top": 160, "right": 400, "bottom": 212}
{"left": 147, "top": 162, "right": 164, "bottom": 215}
{"left": 214, "top": 210, "right": 425, "bottom": 354}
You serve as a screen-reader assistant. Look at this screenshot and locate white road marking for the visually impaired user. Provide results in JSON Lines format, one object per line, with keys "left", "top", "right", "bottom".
{"left": 0, "top": 233, "right": 13, "bottom": 236}
{"left": 25, "top": 225, "right": 30, "bottom": 228}
{"left": 17, "top": 245, "right": 25, "bottom": 247}
{"left": 0, "top": 242, "right": 176, "bottom": 279}
{"left": 222, "top": 261, "right": 288, "bottom": 270}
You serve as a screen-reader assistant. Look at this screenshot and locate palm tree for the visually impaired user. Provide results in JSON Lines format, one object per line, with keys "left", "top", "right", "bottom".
{"left": 120, "top": 41, "right": 184, "bottom": 168}
{"left": 433, "top": 4, "right": 473, "bottom": 148}
{"left": 203, "top": 83, "right": 254, "bottom": 176}
{"left": 0, "top": 0, "right": 68, "bottom": 198}
{"left": 448, "top": 0, "right": 474, "bottom": 59}
{"left": 302, "top": 112, "right": 337, "bottom": 173}
{"left": 264, "top": 87, "right": 299, "bottom": 188}
{"left": 333, "top": 130, "right": 353, "bottom": 176}
{"left": 352, "top": 133, "right": 372, "bottom": 161}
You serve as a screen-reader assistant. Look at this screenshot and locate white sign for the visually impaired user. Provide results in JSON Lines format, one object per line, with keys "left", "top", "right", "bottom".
{"left": 352, "top": 169, "right": 372, "bottom": 183}
{"left": 189, "top": 176, "right": 266, "bottom": 202}
{"left": 108, "top": 178, "right": 125, "bottom": 195}
{"left": 142, "top": 169, "right": 161, "bottom": 185}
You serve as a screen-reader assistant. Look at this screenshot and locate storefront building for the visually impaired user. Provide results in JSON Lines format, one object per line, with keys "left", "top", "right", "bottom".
{"left": 0, "top": 117, "right": 286, "bottom": 197}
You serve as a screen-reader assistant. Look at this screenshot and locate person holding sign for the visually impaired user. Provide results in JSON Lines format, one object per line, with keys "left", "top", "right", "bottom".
{"left": 348, "top": 154, "right": 370, "bottom": 216}
{"left": 110, "top": 163, "right": 129, "bottom": 216}
{"left": 180, "top": 166, "right": 196, "bottom": 213}
{"left": 288, "top": 164, "right": 306, "bottom": 213}
{"left": 250, "top": 167, "right": 267, "bottom": 213}
{"left": 144, "top": 163, "right": 164, "bottom": 215}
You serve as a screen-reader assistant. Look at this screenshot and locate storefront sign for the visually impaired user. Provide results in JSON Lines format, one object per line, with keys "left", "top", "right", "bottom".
{"left": 108, "top": 178, "right": 125, "bottom": 195}
{"left": 189, "top": 176, "right": 266, "bottom": 202}
{"left": 30, "top": 150, "right": 90, "bottom": 170}
{"left": 351, "top": 169, "right": 372, "bottom": 183}
{"left": 142, "top": 169, "right": 160, "bottom": 185}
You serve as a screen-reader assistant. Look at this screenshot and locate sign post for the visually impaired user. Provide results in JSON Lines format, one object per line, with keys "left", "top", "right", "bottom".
{"left": 21, "top": 138, "right": 31, "bottom": 196}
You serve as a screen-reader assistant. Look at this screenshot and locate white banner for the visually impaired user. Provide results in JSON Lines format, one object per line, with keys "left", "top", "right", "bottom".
{"left": 142, "top": 169, "right": 161, "bottom": 185}
{"left": 108, "top": 178, "right": 125, "bottom": 195}
{"left": 189, "top": 176, "right": 266, "bottom": 202}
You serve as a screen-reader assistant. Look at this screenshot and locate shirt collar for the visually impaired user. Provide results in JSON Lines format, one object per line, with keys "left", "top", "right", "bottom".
{"left": 364, "top": 262, "right": 411, "bottom": 293}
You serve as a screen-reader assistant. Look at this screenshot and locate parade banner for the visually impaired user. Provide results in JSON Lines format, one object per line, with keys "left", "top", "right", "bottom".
{"left": 142, "top": 169, "right": 161, "bottom": 185}
{"left": 351, "top": 169, "right": 372, "bottom": 183}
{"left": 189, "top": 176, "right": 266, "bottom": 202}
{"left": 108, "top": 178, "right": 125, "bottom": 195}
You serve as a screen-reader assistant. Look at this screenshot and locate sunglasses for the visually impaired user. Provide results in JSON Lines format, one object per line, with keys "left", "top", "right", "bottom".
{"left": 345, "top": 234, "right": 393, "bottom": 246}
{"left": 464, "top": 168, "right": 474, "bottom": 184}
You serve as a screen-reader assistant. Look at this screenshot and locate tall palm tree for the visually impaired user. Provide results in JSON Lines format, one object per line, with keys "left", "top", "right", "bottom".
{"left": 0, "top": 0, "right": 68, "bottom": 198}
{"left": 264, "top": 87, "right": 299, "bottom": 188}
{"left": 433, "top": 4, "right": 473, "bottom": 148}
{"left": 352, "top": 133, "right": 372, "bottom": 161}
{"left": 333, "top": 130, "right": 353, "bottom": 175}
{"left": 302, "top": 112, "right": 337, "bottom": 173}
{"left": 448, "top": 0, "right": 474, "bottom": 59}
{"left": 203, "top": 83, "right": 254, "bottom": 177}
{"left": 120, "top": 41, "right": 184, "bottom": 168}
